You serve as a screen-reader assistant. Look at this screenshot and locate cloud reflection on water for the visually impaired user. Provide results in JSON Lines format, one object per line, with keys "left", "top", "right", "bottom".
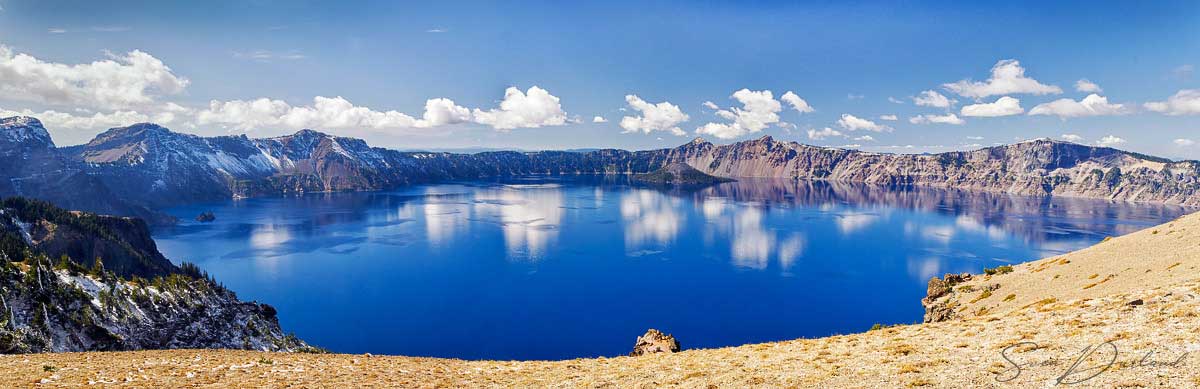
{"left": 474, "top": 184, "right": 564, "bottom": 260}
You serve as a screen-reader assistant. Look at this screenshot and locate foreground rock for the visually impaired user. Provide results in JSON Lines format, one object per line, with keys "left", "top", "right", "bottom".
{"left": 629, "top": 329, "right": 680, "bottom": 356}
{"left": 0, "top": 197, "right": 307, "bottom": 353}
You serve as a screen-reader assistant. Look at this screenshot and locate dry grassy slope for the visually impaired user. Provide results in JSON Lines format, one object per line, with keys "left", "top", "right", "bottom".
{"left": 4, "top": 214, "right": 1200, "bottom": 388}
{"left": 938, "top": 210, "right": 1200, "bottom": 319}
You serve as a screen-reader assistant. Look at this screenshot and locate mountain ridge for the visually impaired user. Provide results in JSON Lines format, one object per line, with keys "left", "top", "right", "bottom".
{"left": 3, "top": 116, "right": 1200, "bottom": 224}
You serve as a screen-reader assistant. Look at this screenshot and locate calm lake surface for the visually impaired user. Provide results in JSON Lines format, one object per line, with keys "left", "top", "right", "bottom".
{"left": 153, "top": 176, "right": 1189, "bottom": 360}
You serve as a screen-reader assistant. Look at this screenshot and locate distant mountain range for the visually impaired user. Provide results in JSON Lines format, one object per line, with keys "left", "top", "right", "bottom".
{"left": 3, "top": 115, "right": 1199, "bottom": 223}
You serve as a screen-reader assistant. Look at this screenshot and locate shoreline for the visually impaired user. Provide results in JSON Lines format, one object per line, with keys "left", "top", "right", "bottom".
{"left": 7, "top": 210, "right": 1199, "bottom": 386}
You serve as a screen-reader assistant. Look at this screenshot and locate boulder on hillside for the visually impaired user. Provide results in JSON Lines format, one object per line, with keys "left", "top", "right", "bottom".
{"left": 630, "top": 329, "right": 681, "bottom": 356}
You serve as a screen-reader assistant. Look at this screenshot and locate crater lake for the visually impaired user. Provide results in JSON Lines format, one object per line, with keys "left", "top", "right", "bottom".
{"left": 152, "top": 176, "right": 1189, "bottom": 360}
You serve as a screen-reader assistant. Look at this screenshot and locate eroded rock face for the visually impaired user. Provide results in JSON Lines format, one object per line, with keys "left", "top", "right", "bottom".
{"left": 630, "top": 329, "right": 680, "bottom": 356}
{"left": 922, "top": 273, "right": 973, "bottom": 323}
{"left": 0, "top": 197, "right": 307, "bottom": 353}
{"left": 9, "top": 115, "right": 1200, "bottom": 225}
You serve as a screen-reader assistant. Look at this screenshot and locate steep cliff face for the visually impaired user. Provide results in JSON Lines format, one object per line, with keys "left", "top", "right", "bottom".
{"left": 6, "top": 115, "right": 1200, "bottom": 221}
{"left": 662, "top": 136, "right": 1200, "bottom": 206}
{"left": 0, "top": 118, "right": 171, "bottom": 224}
{"left": 0, "top": 197, "right": 306, "bottom": 353}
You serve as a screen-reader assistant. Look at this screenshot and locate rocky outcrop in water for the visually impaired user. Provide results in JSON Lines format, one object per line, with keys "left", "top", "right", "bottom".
{"left": 0, "top": 197, "right": 307, "bottom": 353}
{"left": 633, "top": 162, "right": 734, "bottom": 186}
{"left": 629, "top": 329, "right": 680, "bottom": 356}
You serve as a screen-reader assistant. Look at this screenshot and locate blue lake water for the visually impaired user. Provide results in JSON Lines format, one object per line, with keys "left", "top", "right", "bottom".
{"left": 152, "top": 176, "right": 1189, "bottom": 360}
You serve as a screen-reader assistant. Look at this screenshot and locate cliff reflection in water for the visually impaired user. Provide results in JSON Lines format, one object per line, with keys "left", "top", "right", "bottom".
{"left": 153, "top": 175, "right": 1190, "bottom": 359}
{"left": 687, "top": 178, "right": 1187, "bottom": 247}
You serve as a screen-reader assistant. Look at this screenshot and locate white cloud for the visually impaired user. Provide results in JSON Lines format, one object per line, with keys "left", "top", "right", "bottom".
{"left": 0, "top": 107, "right": 158, "bottom": 130}
{"left": 878, "top": 114, "right": 897, "bottom": 121}
{"left": 620, "top": 95, "right": 689, "bottom": 136}
{"left": 780, "top": 91, "right": 814, "bottom": 113}
{"left": 48, "top": 28, "right": 67, "bottom": 34}
{"left": 1095, "top": 135, "right": 1126, "bottom": 147}
{"left": 1074, "top": 79, "right": 1102, "bottom": 93}
{"left": 472, "top": 86, "right": 568, "bottom": 130}
{"left": 592, "top": 116, "right": 607, "bottom": 123}
{"left": 913, "top": 90, "right": 955, "bottom": 108}
{"left": 942, "top": 59, "right": 1062, "bottom": 99}
{"left": 426, "top": 28, "right": 448, "bottom": 33}
{"left": 1028, "top": 94, "right": 1128, "bottom": 118}
{"left": 1060, "top": 134, "right": 1084, "bottom": 142}
{"left": 195, "top": 95, "right": 478, "bottom": 131}
{"left": 960, "top": 96, "right": 1023, "bottom": 117}
{"left": 420, "top": 98, "right": 473, "bottom": 127}
{"left": 966, "top": 136, "right": 983, "bottom": 140}
{"left": 806, "top": 127, "right": 845, "bottom": 140}
{"left": 908, "top": 113, "right": 965, "bottom": 125}
{"left": 1174, "top": 138, "right": 1195, "bottom": 147}
{"left": 0, "top": 45, "right": 189, "bottom": 110}
{"left": 888, "top": 97, "right": 904, "bottom": 104}
{"left": 695, "top": 89, "right": 784, "bottom": 139}
{"left": 854, "top": 135, "right": 875, "bottom": 142}
{"left": 198, "top": 96, "right": 419, "bottom": 130}
{"left": 1144, "top": 89, "right": 1200, "bottom": 116}
{"left": 702, "top": 101, "right": 719, "bottom": 110}
{"left": 837, "top": 114, "right": 891, "bottom": 132}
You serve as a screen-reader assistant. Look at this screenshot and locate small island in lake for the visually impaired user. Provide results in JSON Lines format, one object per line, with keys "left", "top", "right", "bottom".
{"left": 195, "top": 211, "right": 216, "bottom": 222}
{"left": 634, "top": 162, "right": 734, "bottom": 186}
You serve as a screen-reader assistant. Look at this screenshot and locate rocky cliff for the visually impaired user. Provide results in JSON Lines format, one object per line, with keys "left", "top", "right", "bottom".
{"left": 0, "top": 197, "right": 307, "bottom": 353}
{"left": 5, "top": 116, "right": 1200, "bottom": 223}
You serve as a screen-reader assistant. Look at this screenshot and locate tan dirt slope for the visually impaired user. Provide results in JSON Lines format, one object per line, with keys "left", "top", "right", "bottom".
{"left": 4, "top": 213, "right": 1200, "bottom": 388}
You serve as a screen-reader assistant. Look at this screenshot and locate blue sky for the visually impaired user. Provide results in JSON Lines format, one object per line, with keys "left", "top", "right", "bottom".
{"left": 0, "top": 1, "right": 1197, "bottom": 157}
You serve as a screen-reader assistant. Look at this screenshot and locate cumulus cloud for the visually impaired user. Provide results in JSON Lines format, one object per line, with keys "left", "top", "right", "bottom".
{"left": 1060, "top": 134, "right": 1084, "bottom": 142}
{"left": 620, "top": 95, "right": 689, "bottom": 136}
{"left": 942, "top": 59, "right": 1062, "bottom": 99}
{"left": 908, "top": 113, "right": 965, "bottom": 125}
{"left": 879, "top": 114, "right": 897, "bottom": 121}
{"left": 695, "top": 89, "right": 784, "bottom": 139}
{"left": 198, "top": 96, "right": 421, "bottom": 131}
{"left": 913, "top": 90, "right": 956, "bottom": 108}
{"left": 1028, "top": 94, "right": 1127, "bottom": 118}
{"left": 837, "top": 114, "right": 891, "bottom": 132}
{"left": 1144, "top": 89, "right": 1200, "bottom": 116}
{"left": 960, "top": 96, "right": 1023, "bottom": 117}
{"left": 780, "top": 91, "right": 814, "bottom": 113}
{"left": 0, "top": 107, "right": 158, "bottom": 130}
{"left": 472, "top": 86, "right": 568, "bottom": 130}
{"left": 0, "top": 45, "right": 189, "bottom": 110}
{"left": 592, "top": 116, "right": 607, "bottom": 123}
{"left": 1074, "top": 79, "right": 1102, "bottom": 93}
{"left": 1095, "top": 135, "right": 1126, "bottom": 147}
{"left": 854, "top": 135, "right": 875, "bottom": 142}
{"left": 1174, "top": 138, "right": 1195, "bottom": 147}
{"left": 806, "top": 127, "right": 845, "bottom": 140}
{"left": 420, "top": 98, "right": 473, "bottom": 127}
